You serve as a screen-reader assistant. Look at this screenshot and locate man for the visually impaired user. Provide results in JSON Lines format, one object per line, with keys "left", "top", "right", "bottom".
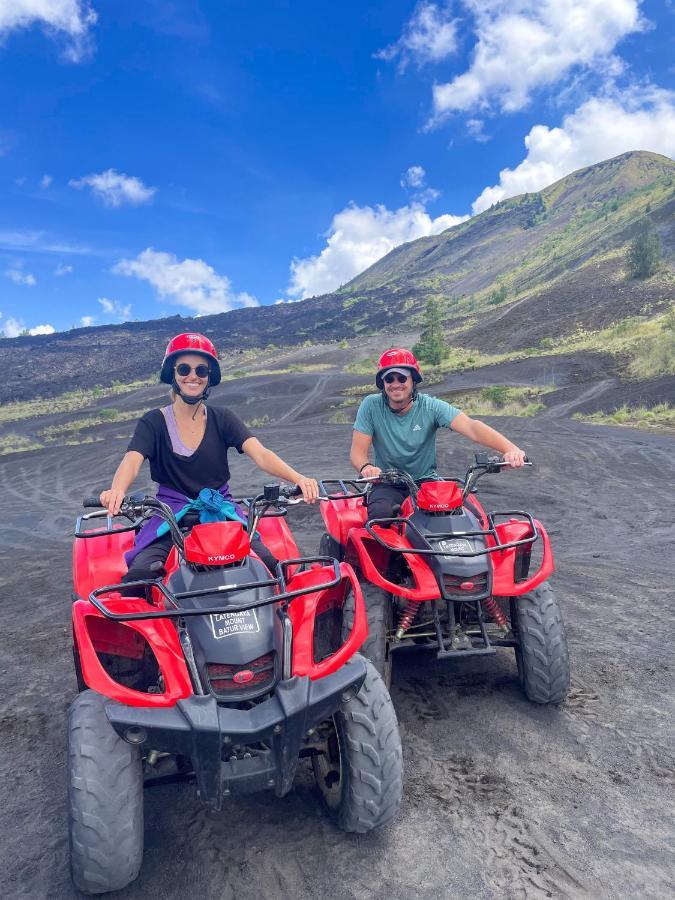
{"left": 350, "top": 348, "right": 526, "bottom": 519}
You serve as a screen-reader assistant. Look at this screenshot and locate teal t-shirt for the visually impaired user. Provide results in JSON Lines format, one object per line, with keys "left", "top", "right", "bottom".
{"left": 353, "top": 392, "right": 461, "bottom": 481}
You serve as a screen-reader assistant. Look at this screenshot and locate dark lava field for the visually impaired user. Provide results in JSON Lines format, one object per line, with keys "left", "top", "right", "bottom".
{"left": 0, "top": 353, "right": 673, "bottom": 899}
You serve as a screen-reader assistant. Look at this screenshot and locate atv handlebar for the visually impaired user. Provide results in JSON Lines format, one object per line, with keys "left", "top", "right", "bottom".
{"left": 77, "top": 484, "right": 307, "bottom": 544}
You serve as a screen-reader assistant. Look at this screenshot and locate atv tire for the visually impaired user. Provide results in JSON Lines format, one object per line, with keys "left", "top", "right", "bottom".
{"left": 343, "top": 579, "right": 393, "bottom": 687}
{"left": 511, "top": 582, "right": 570, "bottom": 704}
{"left": 68, "top": 690, "right": 144, "bottom": 894}
{"left": 312, "top": 655, "right": 403, "bottom": 832}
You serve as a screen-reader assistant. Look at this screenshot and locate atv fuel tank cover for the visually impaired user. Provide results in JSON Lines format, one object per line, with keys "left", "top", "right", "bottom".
{"left": 184, "top": 521, "right": 251, "bottom": 565}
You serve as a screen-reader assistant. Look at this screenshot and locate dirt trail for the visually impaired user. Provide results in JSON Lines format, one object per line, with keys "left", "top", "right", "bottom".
{"left": 274, "top": 374, "right": 331, "bottom": 423}
{"left": 0, "top": 371, "right": 674, "bottom": 899}
{"left": 539, "top": 378, "right": 616, "bottom": 418}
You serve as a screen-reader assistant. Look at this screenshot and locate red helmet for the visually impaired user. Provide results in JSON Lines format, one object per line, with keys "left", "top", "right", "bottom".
{"left": 160, "top": 332, "right": 221, "bottom": 386}
{"left": 375, "top": 348, "right": 422, "bottom": 389}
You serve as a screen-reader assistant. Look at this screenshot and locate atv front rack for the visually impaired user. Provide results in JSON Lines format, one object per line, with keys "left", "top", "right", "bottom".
{"left": 88, "top": 556, "right": 342, "bottom": 623}
{"left": 365, "top": 511, "right": 539, "bottom": 557}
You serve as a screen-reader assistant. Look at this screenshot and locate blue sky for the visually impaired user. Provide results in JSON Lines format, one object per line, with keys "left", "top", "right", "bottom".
{"left": 0, "top": 0, "right": 673, "bottom": 336}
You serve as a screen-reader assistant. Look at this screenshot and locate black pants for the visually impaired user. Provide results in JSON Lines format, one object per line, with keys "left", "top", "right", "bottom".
{"left": 122, "top": 526, "right": 278, "bottom": 589}
{"left": 365, "top": 483, "right": 411, "bottom": 521}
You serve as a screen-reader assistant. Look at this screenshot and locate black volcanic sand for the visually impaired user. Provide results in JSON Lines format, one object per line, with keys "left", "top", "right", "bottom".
{"left": 1, "top": 370, "right": 674, "bottom": 899}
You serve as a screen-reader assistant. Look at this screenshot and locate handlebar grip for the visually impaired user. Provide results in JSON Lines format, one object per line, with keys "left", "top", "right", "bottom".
{"left": 83, "top": 496, "right": 103, "bottom": 508}
{"left": 280, "top": 483, "right": 303, "bottom": 498}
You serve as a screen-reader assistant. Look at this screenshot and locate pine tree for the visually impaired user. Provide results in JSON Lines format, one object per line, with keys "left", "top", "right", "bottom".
{"left": 626, "top": 221, "right": 661, "bottom": 279}
{"left": 413, "top": 299, "right": 447, "bottom": 365}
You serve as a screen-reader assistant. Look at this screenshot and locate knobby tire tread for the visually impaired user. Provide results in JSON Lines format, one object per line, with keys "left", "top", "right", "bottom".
{"left": 515, "top": 582, "right": 570, "bottom": 705}
{"left": 334, "top": 655, "right": 403, "bottom": 833}
{"left": 68, "top": 690, "right": 143, "bottom": 894}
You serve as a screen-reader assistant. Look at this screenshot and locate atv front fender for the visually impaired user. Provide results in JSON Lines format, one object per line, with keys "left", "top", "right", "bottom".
{"left": 72, "top": 598, "right": 192, "bottom": 707}
{"left": 490, "top": 519, "right": 554, "bottom": 596}
{"left": 345, "top": 526, "right": 440, "bottom": 601}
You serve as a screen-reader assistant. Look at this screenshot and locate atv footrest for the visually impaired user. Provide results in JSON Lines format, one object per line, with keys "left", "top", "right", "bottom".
{"left": 436, "top": 646, "right": 496, "bottom": 660}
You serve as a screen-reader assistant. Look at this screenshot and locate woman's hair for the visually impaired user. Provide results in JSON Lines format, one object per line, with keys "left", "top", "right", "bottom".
{"left": 169, "top": 387, "right": 177, "bottom": 402}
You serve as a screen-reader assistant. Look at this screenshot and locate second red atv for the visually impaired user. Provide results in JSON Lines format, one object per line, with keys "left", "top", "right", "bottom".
{"left": 318, "top": 454, "right": 570, "bottom": 704}
{"left": 70, "top": 484, "right": 402, "bottom": 895}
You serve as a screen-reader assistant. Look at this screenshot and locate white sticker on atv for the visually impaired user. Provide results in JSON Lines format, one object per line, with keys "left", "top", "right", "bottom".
{"left": 438, "top": 539, "right": 472, "bottom": 554}
{"left": 209, "top": 609, "right": 260, "bottom": 639}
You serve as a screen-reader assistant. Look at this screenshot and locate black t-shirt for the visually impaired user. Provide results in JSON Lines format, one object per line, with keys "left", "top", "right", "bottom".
{"left": 127, "top": 406, "right": 252, "bottom": 498}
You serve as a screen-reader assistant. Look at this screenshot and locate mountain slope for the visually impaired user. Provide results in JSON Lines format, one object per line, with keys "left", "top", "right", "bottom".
{"left": 0, "top": 151, "right": 673, "bottom": 402}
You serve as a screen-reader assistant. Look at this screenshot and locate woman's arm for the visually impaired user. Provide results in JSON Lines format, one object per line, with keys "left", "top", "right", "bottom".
{"left": 450, "top": 412, "right": 526, "bottom": 466}
{"left": 100, "top": 450, "right": 145, "bottom": 515}
{"left": 242, "top": 437, "right": 319, "bottom": 502}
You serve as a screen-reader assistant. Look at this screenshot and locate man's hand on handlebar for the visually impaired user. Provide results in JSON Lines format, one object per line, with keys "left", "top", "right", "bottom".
{"left": 360, "top": 464, "right": 382, "bottom": 479}
{"left": 503, "top": 446, "right": 527, "bottom": 468}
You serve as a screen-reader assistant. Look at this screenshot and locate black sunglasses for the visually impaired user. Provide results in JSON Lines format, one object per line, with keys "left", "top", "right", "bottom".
{"left": 383, "top": 372, "right": 409, "bottom": 384}
{"left": 175, "top": 363, "right": 210, "bottom": 378}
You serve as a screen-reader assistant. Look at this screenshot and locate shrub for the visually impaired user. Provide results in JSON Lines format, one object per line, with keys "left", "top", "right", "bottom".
{"left": 480, "top": 386, "right": 509, "bottom": 408}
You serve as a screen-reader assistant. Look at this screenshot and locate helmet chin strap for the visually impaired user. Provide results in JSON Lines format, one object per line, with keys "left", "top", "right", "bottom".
{"left": 172, "top": 378, "right": 211, "bottom": 406}
{"left": 382, "top": 385, "right": 417, "bottom": 413}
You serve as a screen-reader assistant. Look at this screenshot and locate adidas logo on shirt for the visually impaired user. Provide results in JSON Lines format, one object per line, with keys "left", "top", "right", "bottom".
{"left": 412, "top": 424, "right": 421, "bottom": 431}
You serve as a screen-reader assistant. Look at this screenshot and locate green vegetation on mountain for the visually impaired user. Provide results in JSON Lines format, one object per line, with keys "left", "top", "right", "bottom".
{"left": 441, "top": 386, "right": 553, "bottom": 417}
{"left": 573, "top": 403, "right": 674, "bottom": 430}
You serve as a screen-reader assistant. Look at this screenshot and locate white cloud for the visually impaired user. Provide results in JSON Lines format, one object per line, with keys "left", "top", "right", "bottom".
{"left": 0, "top": 229, "right": 90, "bottom": 255}
{"left": 40, "top": 174, "right": 52, "bottom": 188}
{"left": 401, "top": 165, "right": 427, "bottom": 188}
{"left": 432, "top": 0, "right": 644, "bottom": 116}
{"left": 97, "top": 297, "right": 131, "bottom": 320}
{"left": 466, "top": 118, "right": 490, "bottom": 142}
{"left": 288, "top": 203, "right": 468, "bottom": 299}
{"left": 55, "top": 263, "right": 73, "bottom": 276}
{"left": 0, "top": 0, "right": 97, "bottom": 63}
{"left": 473, "top": 86, "right": 675, "bottom": 213}
{"left": 376, "top": 2, "right": 459, "bottom": 69}
{"left": 113, "top": 249, "right": 258, "bottom": 316}
{"left": 0, "top": 315, "right": 54, "bottom": 337}
{"left": 80, "top": 315, "right": 95, "bottom": 326}
{"left": 400, "top": 165, "right": 441, "bottom": 204}
{"left": 5, "top": 268, "right": 36, "bottom": 286}
{"left": 0, "top": 316, "right": 22, "bottom": 337}
{"left": 70, "top": 169, "right": 156, "bottom": 207}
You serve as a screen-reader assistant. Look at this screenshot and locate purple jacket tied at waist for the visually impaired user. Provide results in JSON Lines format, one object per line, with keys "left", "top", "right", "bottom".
{"left": 124, "top": 482, "right": 245, "bottom": 567}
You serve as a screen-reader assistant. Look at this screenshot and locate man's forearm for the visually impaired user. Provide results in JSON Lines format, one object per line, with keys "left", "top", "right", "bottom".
{"left": 463, "top": 419, "right": 520, "bottom": 453}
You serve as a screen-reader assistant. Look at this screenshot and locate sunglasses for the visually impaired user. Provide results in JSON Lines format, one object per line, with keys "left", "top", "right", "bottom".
{"left": 175, "top": 363, "right": 210, "bottom": 378}
{"left": 383, "top": 373, "right": 410, "bottom": 384}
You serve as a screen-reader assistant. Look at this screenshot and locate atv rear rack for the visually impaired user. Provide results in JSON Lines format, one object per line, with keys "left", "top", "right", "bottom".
{"left": 87, "top": 556, "right": 342, "bottom": 623}
{"left": 365, "top": 511, "right": 538, "bottom": 557}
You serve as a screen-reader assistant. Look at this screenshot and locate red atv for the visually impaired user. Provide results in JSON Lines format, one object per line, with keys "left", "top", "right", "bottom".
{"left": 318, "top": 454, "right": 570, "bottom": 703}
{"left": 70, "top": 484, "right": 402, "bottom": 895}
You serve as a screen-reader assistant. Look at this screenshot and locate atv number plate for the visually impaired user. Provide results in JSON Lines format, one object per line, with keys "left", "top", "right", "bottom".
{"left": 209, "top": 609, "right": 261, "bottom": 640}
{"left": 437, "top": 538, "right": 473, "bottom": 554}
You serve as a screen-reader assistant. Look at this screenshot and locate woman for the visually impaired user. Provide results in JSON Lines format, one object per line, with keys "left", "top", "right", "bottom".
{"left": 100, "top": 332, "right": 319, "bottom": 583}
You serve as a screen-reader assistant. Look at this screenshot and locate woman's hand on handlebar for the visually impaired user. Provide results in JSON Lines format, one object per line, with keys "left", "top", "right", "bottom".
{"left": 294, "top": 475, "right": 320, "bottom": 504}
{"left": 100, "top": 488, "right": 126, "bottom": 516}
{"left": 360, "top": 464, "right": 382, "bottom": 479}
